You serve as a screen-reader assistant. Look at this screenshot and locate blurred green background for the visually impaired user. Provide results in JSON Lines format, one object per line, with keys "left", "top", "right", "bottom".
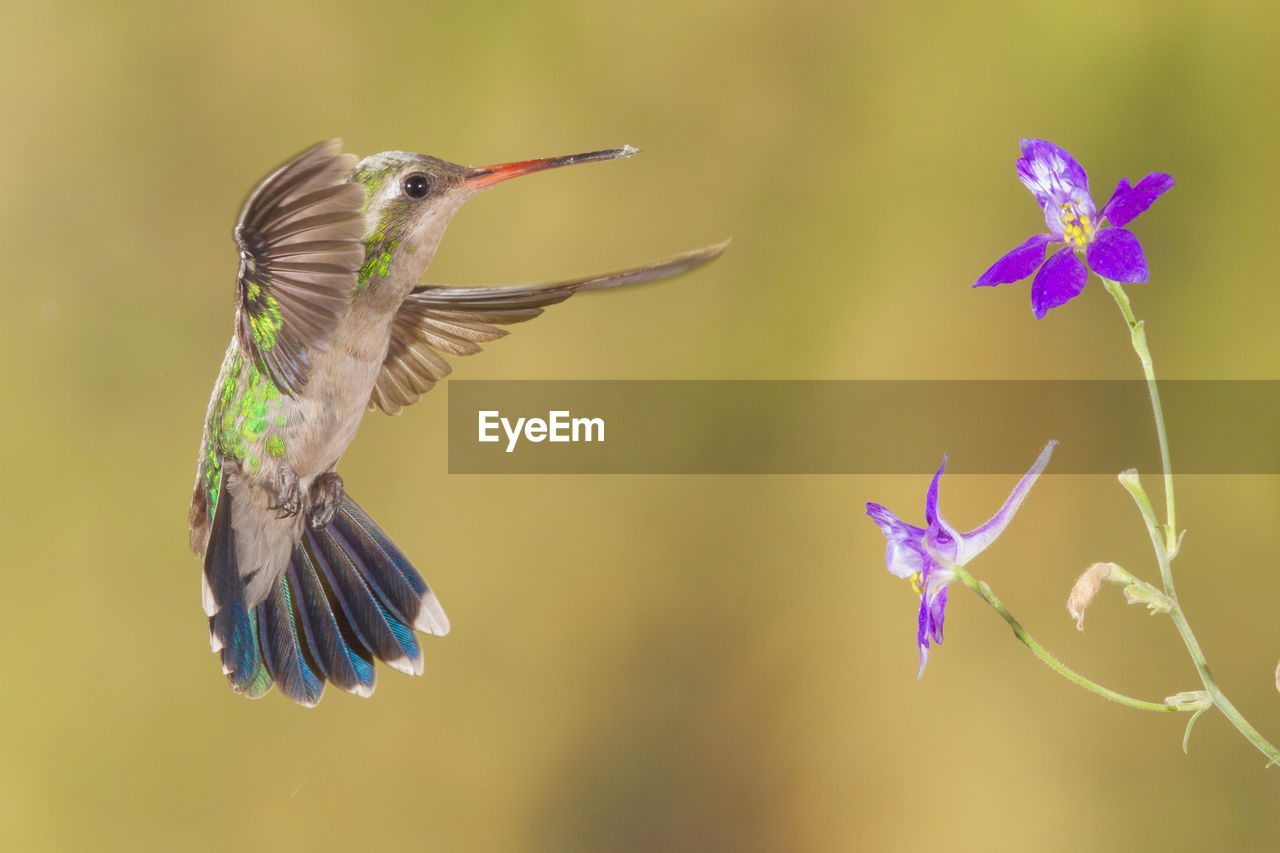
{"left": 3, "top": 0, "right": 1279, "bottom": 850}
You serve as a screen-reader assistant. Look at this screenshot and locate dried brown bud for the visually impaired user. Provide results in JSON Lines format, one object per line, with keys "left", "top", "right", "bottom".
{"left": 1067, "top": 562, "right": 1119, "bottom": 631}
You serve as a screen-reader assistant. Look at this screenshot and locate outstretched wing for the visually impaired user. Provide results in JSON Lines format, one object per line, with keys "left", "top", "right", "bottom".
{"left": 234, "top": 140, "right": 367, "bottom": 397}
{"left": 369, "top": 239, "right": 729, "bottom": 415}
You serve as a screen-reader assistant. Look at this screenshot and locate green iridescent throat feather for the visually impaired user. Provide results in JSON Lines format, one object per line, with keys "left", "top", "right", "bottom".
{"left": 351, "top": 167, "right": 409, "bottom": 295}
{"left": 356, "top": 236, "right": 398, "bottom": 292}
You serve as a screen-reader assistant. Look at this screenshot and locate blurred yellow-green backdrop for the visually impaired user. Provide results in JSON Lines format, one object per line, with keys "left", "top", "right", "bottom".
{"left": 3, "top": 0, "right": 1279, "bottom": 850}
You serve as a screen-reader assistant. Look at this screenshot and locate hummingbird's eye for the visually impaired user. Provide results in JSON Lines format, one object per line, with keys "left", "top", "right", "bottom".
{"left": 402, "top": 173, "right": 433, "bottom": 199}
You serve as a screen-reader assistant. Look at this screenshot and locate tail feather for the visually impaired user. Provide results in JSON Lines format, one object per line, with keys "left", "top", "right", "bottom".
{"left": 258, "top": 572, "right": 325, "bottom": 707}
{"left": 204, "top": 482, "right": 272, "bottom": 697}
{"left": 201, "top": 483, "right": 445, "bottom": 705}
{"left": 334, "top": 498, "right": 449, "bottom": 635}
{"left": 310, "top": 522, "right": 425, "bottom": 676}
{"left": 291, "top": 536, "right": 376, "bottom": 696}
{"left": 331, "top": 501, "right": 423, "bottom": 623}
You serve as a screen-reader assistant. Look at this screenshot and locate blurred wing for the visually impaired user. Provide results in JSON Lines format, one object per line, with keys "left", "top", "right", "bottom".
{"left": 234, "top": 139, "right": 367, "bottom": 397}
{"left": 369, "top": 239, "right": 729, "bottom": 415}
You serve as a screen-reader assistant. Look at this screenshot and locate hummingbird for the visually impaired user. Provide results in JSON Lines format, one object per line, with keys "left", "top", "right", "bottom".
{"left": 189, "top": 139, "right": 726, "bottom": 706}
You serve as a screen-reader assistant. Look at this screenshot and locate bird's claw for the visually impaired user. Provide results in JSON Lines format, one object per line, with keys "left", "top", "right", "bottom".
{"left": 308, "top": 472, "right": 344, "bottom": 529}
{"left": 269, "top": 466, "right": 303, "bottom": 518}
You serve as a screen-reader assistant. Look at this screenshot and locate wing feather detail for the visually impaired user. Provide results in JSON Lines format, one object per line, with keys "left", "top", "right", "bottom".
{"left": 234, "top": 140, "right": 367, "bottom": 397}
{"left": 369, "top": 240, "right": 729, "bottom": 414}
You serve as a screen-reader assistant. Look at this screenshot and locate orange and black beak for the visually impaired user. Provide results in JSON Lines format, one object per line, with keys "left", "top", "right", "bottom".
{"left": 464, "top": 146, "right": 639, "bottom": 190}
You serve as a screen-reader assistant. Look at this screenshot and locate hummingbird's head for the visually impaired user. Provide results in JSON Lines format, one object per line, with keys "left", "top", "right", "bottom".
{"left": 351, "top": 146, "right": 641, "bottom": 263}
{"left": 352, "top": 151, "right": 474, "bottom": 255}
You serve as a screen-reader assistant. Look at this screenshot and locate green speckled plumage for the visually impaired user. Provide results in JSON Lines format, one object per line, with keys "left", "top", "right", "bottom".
{"left": 357, "top": 238, "right": 398, "bottom": 292}
{"left": 195, "top": 346, "right": 287, "bottom": 521}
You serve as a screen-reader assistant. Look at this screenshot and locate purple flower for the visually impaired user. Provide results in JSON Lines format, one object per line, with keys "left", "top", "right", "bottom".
{"left": 975, "top": 139, "right": 1174, "bottom": 318}
{"left": 866, "top": 442, "right": 1056, "bottom": 677}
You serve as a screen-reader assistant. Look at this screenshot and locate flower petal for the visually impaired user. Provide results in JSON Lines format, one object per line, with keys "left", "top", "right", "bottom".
{"left": 1017, "top": 139, "right": 1091, "bottom": 208}
{"left": 975, "top": 233, "right": 1053, "bottom": 287}
{"left": 958, "top": 441, "right": 1056, "bottom": 561}
{"left": 916, "top": 599, "right": 932, "bottom": 678}
{"left": 927, "top": 586, "right": 948, "bottom": 645}
{"left": 1086, "top": 227, "right": 1148, "bottom": 283}
{"left": 1030, "top": 246, "right": 1087, "bottom": 318}
{"left": 1101, "top": 172, "right": 1175, "bottom": 228}
{"left": 927, "top": 512, "right": 960, "bottom": 569}
{"left": 866, "top": 503, "right": 927, "bottom": 579}
{"left": 915, "top": 586, "right": 948, "bottom": 679}
{"left": 1041, "top": 202, "right": 1067, "bottom": 241}
{"left": 923, "top": 456, "right": 946, "bottom": 526}
{"left": 924, "top": 481, "right": 960, "bottom": 569}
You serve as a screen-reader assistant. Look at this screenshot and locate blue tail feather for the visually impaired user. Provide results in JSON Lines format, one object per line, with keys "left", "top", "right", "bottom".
{"left": 309, "top": 522, "right": 424, "bottom": 674}
{"left": 258, "top": 573, "right": 325, "bottom": 707}
{"left": 293, "top": 531, "right": 377, "bottom": 696}
{"left": 201, "top": 481, "right": 440, "bottom": 705}
{"left": 205, "top": 481, "right": 271, "bottom": 697}
{"left": 332, "top": 498, "right": 427, "bottom": 624}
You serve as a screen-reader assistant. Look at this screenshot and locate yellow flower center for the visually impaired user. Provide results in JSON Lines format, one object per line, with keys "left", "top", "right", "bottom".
{"left": 909, "top": 572, "right": 925, "bottom": 595}
{"left": 1059, "top": 202, "right": 1095, "bottom": 248}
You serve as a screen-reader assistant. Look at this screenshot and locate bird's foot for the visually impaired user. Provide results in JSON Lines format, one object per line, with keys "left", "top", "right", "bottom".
{"left": 308, "top": 472, "right": 344, "bottom": 529}
{"left": 269, "top": 466, "right": 303, "bottom": 518}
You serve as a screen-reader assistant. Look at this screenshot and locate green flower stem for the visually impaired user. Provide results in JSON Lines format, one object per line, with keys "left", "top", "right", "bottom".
{"left": 1120, "top": 470, "right": 1280, "bottom": 763}
{"left": 1100, "top": 277, "right": 1178, "bottom": 559}
{"left": 1105, "top": 277, "right": 1280, "bottom": 765}
{"left": 1117, "top": 471, "right": 1175, "bottom": 593}
{"left": 1169, "top": 606, "right": 1279, "bottom": 764}
{"left": 952, "top": 567, "right": 1177, "bottom": 713}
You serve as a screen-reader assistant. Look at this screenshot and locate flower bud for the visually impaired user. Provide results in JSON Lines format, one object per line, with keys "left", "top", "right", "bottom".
{"left": 1164, "top": 690, "right": 1211, "bottom": 713}
{"left": 1120, "top": 582, "right": 1173, "bottom": 615}
{"left": 1067, "top": 562, "right": 1117, "bottom": 631}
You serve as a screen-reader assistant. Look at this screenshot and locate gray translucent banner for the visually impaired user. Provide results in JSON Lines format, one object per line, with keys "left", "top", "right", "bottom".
{"left": 446, "top": 380, "right": 1280, "bottom": 474}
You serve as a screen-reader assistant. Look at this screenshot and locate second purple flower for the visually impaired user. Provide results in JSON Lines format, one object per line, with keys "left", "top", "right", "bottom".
{"left": 866, "top": 442, "right": 1057, "bottom": 677}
